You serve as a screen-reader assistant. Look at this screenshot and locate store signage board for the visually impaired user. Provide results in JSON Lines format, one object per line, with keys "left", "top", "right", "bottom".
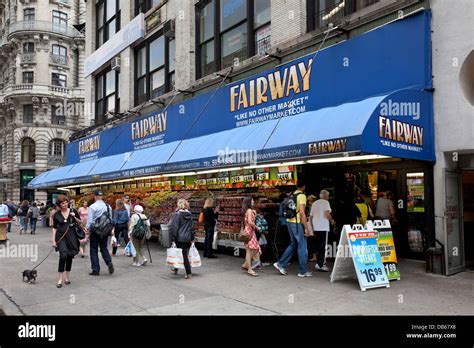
{"left": 331, "top": 225, "right": 389, "bottom": 291}
{"left": 366, "top": 220, "right": 401, "bottom": 280}
{"left": 67, "top": 12, "right": 433, "bottom": 166}
{"left": 84, "top": 13, "right": 145, "bottom": 77}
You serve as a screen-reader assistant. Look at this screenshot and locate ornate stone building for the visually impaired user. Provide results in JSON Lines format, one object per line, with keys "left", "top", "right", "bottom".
{"left": 0, "top": 0, "right": 86, "bottom": 203}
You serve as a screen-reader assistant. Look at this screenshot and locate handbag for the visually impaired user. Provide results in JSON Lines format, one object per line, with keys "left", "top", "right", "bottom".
{"left": 74, "top": 223, "right": 86, "bottom": 240}
{"left": 188, "top": 243, "right": 202, "bottom": 268}
{"left": 166, "top": 243, "right": 184, "bottom": 269}
{"left": 238, "top": 221, "right": 252, "bottom": 243}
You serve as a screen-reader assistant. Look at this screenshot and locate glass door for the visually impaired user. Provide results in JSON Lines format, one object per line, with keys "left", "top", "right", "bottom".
{"left": 445, "top": 170, "right": 465, "bottom": 274}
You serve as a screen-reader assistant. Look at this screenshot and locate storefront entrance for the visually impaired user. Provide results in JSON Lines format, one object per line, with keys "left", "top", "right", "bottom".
{"left": 462, "top": 171, "right": 474, "bottom": 271}
{"left": 303, "top": 159, "right": 434, "bottom": 261}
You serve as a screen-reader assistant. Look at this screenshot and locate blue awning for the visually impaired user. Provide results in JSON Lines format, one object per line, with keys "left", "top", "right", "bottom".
{"left": 29, "top": 89, "right": 434, "bottom": 189}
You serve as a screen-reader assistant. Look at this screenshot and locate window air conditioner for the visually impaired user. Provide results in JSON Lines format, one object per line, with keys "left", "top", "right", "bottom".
{"left": 111, "top": 57, "right": 121, "bottom": 72}
{"left": 163, "top": 20, "right": 175, "bottom": 38}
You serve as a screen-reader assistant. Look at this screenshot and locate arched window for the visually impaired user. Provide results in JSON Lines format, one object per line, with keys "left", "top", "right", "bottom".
{"left": 21, "top": 138, "right": 35, "bottom": 163}
{"left": 48, "top": 139, "right": 65, "bottom": 157}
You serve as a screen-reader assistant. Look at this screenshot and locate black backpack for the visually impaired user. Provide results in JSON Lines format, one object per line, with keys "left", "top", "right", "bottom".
{"left": 93, "top": 204, "right": 114, "bottom": 238}
{"left": 282, "top": 192, "right": 302, "bottom": 219}
{"left": 131, "top": 214, "right": 148, "bottom": 240}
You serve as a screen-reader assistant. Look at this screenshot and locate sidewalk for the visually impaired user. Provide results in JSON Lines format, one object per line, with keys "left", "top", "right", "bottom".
{"left": 0, "top": 226, "right": 472, "bottom": 315}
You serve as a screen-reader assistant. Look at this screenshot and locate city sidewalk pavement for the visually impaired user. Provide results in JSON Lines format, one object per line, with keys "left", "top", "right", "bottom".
{"left": 0, "top": 225, "right": 473, "bottom": 315}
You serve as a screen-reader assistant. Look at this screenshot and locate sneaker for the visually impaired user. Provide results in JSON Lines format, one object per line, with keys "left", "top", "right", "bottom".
{"left": 297, "top": 272, "right": 313, "bottom": 277}
{"left": 140, "top": 259, "right": 147, "bottom": 266}
{"left": 133, "top": 262, "right": 141, "bottom": 267}
{"left": 273, "top": 262, "right": 287, "bottom": 275}
{"left": 315, "top": 264, "right": 329, "bottom": 272}
{"left": 108, "top": 263, "right": 114, "bottom": 274}
{"left": 89, "top": 271, "right": 99, "bottom": 276}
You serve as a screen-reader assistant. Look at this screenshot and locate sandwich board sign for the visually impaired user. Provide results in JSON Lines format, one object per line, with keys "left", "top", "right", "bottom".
{"left": 330, "top": 224, "right": 389, "bottom": 291}
{"left": 366, "top": 220, "right": 401, "bottom": 281}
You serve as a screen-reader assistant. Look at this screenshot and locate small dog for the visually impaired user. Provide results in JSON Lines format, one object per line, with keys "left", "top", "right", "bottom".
{"left": 22, "top": 270, "right": 37, "bottom": 284}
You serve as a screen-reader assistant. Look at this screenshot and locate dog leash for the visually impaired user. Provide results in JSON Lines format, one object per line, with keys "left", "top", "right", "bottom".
{"left": 31, "top": 213, "right": 85, "bottom": 271}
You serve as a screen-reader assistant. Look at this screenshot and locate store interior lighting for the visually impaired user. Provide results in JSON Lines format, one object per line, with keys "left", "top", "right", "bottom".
{"left": 406, "top": 172, "right": 424, "bottom": 177}
{"left": 322, "top": 1, "right": 346, "bottom": 21}
{"left": 306, "top": 154, "right": 390, "bottom": 164}
{"left": 244, "top": 161, "right": 305, "bottom": 170}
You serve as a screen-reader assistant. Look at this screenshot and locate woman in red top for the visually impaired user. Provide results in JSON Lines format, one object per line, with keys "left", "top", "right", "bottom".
{"left": 77, "top": 200, "right": 89, "bottom": 258}
{"left": 241, "top": 197, "right": 261, "bottom": 276}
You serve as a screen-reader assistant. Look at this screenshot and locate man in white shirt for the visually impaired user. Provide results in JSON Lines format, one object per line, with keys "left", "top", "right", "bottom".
{"left": 0, "top": 201, "right": 10, "bottom": 218}
{"left": 309, "top": 190, "right": 335, "bottom": 272}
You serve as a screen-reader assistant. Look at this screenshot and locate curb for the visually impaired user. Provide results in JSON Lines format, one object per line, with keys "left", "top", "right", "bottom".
{"left": 0, "top": 288, "right": 25, "bottom": 315}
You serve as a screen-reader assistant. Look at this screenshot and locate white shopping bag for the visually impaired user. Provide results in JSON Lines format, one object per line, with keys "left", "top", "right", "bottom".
{"left": 212, "top": 224, "right": 219, "bottom": 250}
{"left": 124, "top": 241, "right": 136, "bottom": 257}
{"left": 166, "top": 244, "right": 184, "bottom": 269}
{"left": 188, "top": 243, "right": 202, "bottom": 268}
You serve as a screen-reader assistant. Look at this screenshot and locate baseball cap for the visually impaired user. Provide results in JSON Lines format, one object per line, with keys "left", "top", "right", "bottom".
{"left": 94, "top": 190, "right": 103, "bottom": 196}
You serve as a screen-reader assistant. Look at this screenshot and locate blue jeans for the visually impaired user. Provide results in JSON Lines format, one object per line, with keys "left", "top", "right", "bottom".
{"left": 89, "top": 231, "right": 112, "bottom": 273}
{"left": 19, "top": 216, "right": 28, "bottom": 231}
{"left": 278, "top": 222, "right": 308, "bottom": 274}
{"left": 30, "top": 218, "right": 37, "bottom": 233}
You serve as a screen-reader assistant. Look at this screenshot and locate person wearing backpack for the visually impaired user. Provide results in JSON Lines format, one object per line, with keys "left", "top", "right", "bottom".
{"left": 17, "top": 200, "right": 30, "bottom": 235}
{"left": 28, "top": 202, "right": 40, "bottom": 234}
{"left": 128, "top": 205, "right": 150, "bottom": 266}
{"left": 273, "top": 179, "right": 313, "bottom": 278}
{"left": 85, "top": 190, "right": 115, "bottom": 276}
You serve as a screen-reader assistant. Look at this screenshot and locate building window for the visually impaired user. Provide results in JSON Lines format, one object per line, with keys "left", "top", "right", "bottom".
{"left": 24, "top": 8, "right": 35, "bottom": 21}
{"left": 307, "top": 0, "right": 380, "bottom": 31}
{"left": 51, "top": 44, "right": 68, "bottom": 65}
{"left": 97, "top": 0, "right": 121, "bottom": 48}
{"left": 135, "top": 33, "right": 175, "bottom": 105}
{"left": 48, "top": 139, "right": 66, "bottom": 157}
{"left": 135, "top": 0, "right": 163, "bottom": 15}
{"left": 52, "top": 44, "right": 67, "bottom": 57}
{"left": 52, "top": 10, "right": 68, "bottom": 26}
{"left": 23, "top": 42, "right": 35, "bottom": 53}
{"left": 96, "top": 68, "right": 120, "bottom": 124}
{"left": 196, "top": 0, "right": 272, "bottom": 79}
{"left": 22, "top": 72, "right": 34, "bottom": 84}
{"left": 21, "top": 138, "right": 35, "bottom": 163}
{"left": 51, "top": 105, "right": 66, "bottom": 125}
{"left": 23, "top": 105, "right": 33, "bottom": 123}
{"left": 52, "top": 73, "right": 67, "bottom": 87}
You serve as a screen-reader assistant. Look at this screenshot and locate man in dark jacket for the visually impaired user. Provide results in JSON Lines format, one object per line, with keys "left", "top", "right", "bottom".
{"left": 169, "top": 199, "right": 195, "bottom": 278}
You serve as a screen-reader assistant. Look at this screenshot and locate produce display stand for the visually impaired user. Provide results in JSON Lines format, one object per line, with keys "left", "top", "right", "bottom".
{"left": 68, "top": 166, "right": 298, "bottom": 250}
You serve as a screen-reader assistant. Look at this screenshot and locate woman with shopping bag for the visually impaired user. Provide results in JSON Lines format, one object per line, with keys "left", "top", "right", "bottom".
{"left": 169, "top": 199, "right": 195, "bottom": 279}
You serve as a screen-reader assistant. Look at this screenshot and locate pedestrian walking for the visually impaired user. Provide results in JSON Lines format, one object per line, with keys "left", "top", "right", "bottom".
{"left": 128, "top": 205, "right": 150, "bottom": 266}
{"left": 169, "top": 199, "right": 195, "bottom": 279}
{"left": 309, "top": 190, "right": 335, "bottom": 272}
{"left": 28, "top": 202, "right": 40, "bottom": 234}
{"left": 306, "top": 194, "right": 317, "bottom": 262}
{"left": 17, "top": 200, "right": 29, "bottom": 235}
{"left": 51, "top": 195, "right": 82, "bottom": 288}
{"left": 85, "top": 190, "right": 115, "bottom": 276}
{"left": 77, "top": 200, "right": 89, "bottom": 257}
{"left": 113, "top": 199, "right": 130, "bottom": 256}
{"left": 241, "top": 197, "right": 261, "bottom": 277}
{"left": 202, "top": 198, "right": 218, "bottom": 258}
{"left": 355, "top": 194, "right": 374, "bottom": 225}
{"left": 123, "top": 195, "right": 132, "bottom": 217}
{"left": 274, "top": 180, "right": 313, "bottom": 278}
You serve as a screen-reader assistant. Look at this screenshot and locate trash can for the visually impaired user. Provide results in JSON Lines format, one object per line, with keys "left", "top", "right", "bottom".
{"left": 160, "top": 224, "right": 171, "bottom": 248}
{"left": 426, "top": 247, "right": 443, "bottom": 274}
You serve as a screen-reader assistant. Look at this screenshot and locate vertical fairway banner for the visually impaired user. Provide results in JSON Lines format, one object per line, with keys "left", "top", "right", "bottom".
{"left": 367, "top": 220, "right": 401, "bottom": 281}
